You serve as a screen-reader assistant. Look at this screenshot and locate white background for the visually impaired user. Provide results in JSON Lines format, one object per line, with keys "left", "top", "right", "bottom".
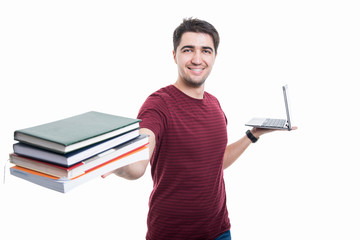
{"left": 1, "top": 0, "right": 359, "bottom": 239}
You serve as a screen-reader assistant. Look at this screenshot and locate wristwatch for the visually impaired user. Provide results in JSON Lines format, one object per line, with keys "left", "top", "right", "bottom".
{"left": 246, "top": 130, "right": 258, "bottom": 143}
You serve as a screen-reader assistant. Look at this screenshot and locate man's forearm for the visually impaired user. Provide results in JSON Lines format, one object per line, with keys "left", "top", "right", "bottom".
{"left": 113, "top": 160, "right": 149, "bottom": 180}
{"left": 223, "top": 127, "right": 297, "bottom": 169}
{"left": 223, "top": 128, "right": 271, "bottom": 169}
{"left": 223, "top": 135, "right": 252, "bottom": 169}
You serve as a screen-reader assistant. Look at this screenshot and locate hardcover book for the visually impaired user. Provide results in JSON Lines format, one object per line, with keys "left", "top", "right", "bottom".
{"left": 14, "top": 111, "right": 140, "bottom": 153}
{"left": 13, "top": 129, "right": 140, "bottom": 167}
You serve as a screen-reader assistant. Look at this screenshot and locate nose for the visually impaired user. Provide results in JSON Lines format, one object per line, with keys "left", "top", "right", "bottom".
{"left": 191, "top": 50, "right": 202, "bottom": 65}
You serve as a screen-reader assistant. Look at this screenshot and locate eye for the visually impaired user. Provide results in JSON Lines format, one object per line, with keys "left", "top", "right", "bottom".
{"left": 182, "top": 48, "right": 192, "bottom": 53}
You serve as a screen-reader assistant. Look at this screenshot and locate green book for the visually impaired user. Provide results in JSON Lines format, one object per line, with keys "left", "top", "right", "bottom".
{"left": 14, "top": 111, "right": 140, "bottom": 154}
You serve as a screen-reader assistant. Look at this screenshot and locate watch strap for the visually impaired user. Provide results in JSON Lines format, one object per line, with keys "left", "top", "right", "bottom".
{"left": 246, "top": 130, "right": 258, "bottom": 143}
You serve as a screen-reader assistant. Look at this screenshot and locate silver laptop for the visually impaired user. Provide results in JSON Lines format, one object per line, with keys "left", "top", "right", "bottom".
{"left": 245, "top": 85, "right": 292, "bottom": 130}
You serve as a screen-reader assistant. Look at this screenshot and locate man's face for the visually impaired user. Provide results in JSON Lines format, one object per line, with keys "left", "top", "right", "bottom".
{"left": 173, "top": 32, "right": 217, "bottom": 87}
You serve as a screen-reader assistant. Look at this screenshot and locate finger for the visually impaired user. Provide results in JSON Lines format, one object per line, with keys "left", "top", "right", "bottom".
{"left": 101, "top": 171, "right": 113, "bottom": 178}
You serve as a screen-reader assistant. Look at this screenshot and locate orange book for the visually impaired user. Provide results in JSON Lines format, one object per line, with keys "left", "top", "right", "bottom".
{"left": 12, "top": 165, "right": 59, "bottom": 179}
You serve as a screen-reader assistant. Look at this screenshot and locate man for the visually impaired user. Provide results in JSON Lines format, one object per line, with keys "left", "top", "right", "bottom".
{"left": 105, "top": 18, "right": 296, "bottom": 239}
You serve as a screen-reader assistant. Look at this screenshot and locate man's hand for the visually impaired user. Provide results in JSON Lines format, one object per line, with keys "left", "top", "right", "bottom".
{"left": 251, "top": 126, "right": 298, "bottom": 139}
{"left": 101, "top": 128, "right": 155, "bottom": 180}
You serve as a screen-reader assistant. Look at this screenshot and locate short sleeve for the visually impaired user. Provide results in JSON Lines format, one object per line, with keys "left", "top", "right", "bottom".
{"left": 137, "top": 93, "right": 169, "bottom": 143}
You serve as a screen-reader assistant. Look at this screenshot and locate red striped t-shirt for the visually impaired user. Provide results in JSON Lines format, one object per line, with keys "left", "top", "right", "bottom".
{"left": 138, "top": 85, "right": 230, "bottom": 240}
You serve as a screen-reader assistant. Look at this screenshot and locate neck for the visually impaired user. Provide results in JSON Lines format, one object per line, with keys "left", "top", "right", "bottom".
{"left": 174, "top": 78, "right": 205, "bottom": 99}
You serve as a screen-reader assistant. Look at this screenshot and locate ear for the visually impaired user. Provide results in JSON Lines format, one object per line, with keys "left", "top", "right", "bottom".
{"left": 173, "top": 50, "right": 177, "bottom": 64}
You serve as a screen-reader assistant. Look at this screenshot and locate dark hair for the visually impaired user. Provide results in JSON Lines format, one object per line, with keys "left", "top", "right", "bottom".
{"left": 173, "top": 18, "right": 220, "bottom": 54}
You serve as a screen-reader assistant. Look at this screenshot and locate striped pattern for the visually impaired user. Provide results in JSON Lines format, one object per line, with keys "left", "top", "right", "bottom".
{"left": 138, "top": 85, "right": 230, "bottom": 240}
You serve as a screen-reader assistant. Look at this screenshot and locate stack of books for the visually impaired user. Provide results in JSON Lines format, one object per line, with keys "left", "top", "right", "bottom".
{"left": 9, "top": 111, "right": 149, "bottom": 193}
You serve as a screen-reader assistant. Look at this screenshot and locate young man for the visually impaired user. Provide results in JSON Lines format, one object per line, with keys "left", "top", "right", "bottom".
{"left": 106, "top": 18, "right": 296, "bottom": 239}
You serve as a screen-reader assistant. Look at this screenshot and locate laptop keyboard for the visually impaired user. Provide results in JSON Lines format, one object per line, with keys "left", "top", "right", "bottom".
{"left": 262, "top": 118, "right": 286, "bottom": 128}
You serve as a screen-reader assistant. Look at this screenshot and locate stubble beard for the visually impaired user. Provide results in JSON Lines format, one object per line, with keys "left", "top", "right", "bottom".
{"left": 183, "top": 76, "right": 207, "bottom": 88}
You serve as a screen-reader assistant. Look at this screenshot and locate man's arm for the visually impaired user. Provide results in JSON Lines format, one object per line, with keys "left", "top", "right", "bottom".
{"left": 102, "top": 128, "right": 156, "bottom": 180}
{"left": 223, "top": 127, "right": 297, "bottom": 169}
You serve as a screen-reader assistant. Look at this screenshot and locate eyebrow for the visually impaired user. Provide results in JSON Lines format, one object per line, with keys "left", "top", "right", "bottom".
{"left": 180, "top": 45, "right": 214, "bottom": 52}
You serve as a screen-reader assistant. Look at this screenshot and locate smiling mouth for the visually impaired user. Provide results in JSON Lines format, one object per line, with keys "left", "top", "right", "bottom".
{"left": 188, "top": 67, "right": 204, "bottom": 72}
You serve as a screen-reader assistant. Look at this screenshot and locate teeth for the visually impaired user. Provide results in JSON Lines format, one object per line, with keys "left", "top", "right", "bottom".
{"left": 190, "top": 68, "right": 203, "bottom": 72}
